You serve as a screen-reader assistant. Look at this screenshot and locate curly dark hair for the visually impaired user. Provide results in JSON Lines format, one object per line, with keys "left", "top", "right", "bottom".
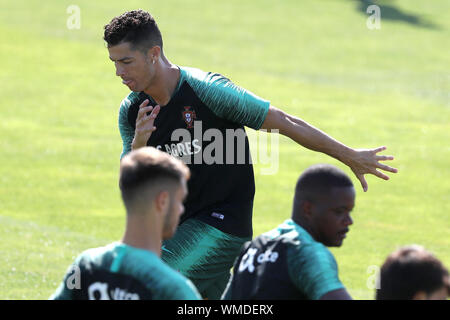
{"left": 376, "top": 245, "right": 450, "bottom": 300}
{"left": 104, "top": 9, "right": 163, "bottom": 52}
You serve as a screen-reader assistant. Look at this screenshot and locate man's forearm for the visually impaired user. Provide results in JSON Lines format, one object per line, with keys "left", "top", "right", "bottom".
{"left": 261, "top": 105, "right": 397, "bottom": 191}
{"left": 262, "top": 106, "right": 356, "bottom": 166}
{"left": 283, "top": 114, "right": 356, "bottom": 164}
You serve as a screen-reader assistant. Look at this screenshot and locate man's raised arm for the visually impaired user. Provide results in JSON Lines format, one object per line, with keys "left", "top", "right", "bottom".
{"left": 260, "top": 105, "right": 398, "bottom": 192}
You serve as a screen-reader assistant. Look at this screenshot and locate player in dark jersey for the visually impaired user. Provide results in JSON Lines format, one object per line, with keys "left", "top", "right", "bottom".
{"left": 104, "top": 10, "right": 397, "bottom": 299}
{"left": 222, "top": 164, "right": 355, "bottom": 300}
{"left": 50, "top": 147, "right": 200, "bottom": 300}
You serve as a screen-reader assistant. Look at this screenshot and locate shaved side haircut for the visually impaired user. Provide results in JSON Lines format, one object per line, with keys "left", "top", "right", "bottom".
{"left": 119, "top": 147, "right": 190, "bottom": 213}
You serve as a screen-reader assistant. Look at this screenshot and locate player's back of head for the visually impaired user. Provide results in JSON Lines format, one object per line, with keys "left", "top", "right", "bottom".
{"left": 119, "top": 147, "right": 190, "bottom": 213}
{"left": 376, "top": 245, "right": 450, "bottom": 300}
{"left": 104, "top": 9, "right": 163, "bottom": 53}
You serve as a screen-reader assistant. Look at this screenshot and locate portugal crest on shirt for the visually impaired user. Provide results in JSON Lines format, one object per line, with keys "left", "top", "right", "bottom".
{"left": 182, "top": 106, "right": 196, "bottom": 129}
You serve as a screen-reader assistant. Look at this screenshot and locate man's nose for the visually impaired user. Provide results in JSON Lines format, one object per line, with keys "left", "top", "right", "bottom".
{"left": 344, "top": 214, "right": 353, "bottom": 226}
{"left": 115, "top": 64, "right": 124, "bottom": 77}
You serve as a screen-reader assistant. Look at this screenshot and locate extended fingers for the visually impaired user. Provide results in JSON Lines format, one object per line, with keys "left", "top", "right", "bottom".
{"left": 371, "top": 169, "right": 390, "bottom": 180}
{"left": 373, "top": 148, "right": 398, "bottom": 173}
{"left": 356, "top": 173, "right": 368, "bottom": 192}
{"left": 139, "top": 99, "right": 149, "bottom": 109}
{"left": 137, "top": 103, "right": 153, "bottom": 120}
{"left": 375, "top": 155, "right": 394, "bottom": 161}
{"left": 372, "top": 146, "right": 387, "bottom": 154}
{"left": 136, "top": 105, "right": 160, "bottom": 127}
{"left": 376, "top": 162, "right": 398, "bottom": 173}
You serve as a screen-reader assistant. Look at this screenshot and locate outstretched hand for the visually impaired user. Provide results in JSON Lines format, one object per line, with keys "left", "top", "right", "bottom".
{"left": 347, "top": 146, "right": 398, "bottom": 192}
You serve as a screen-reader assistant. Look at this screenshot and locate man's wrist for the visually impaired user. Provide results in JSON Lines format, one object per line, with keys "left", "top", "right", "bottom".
{"left": 334, "top": 145, "right": 357, "bottom": 167}
{"left": 131, "top": 138, "right": 146, "bottom": 150}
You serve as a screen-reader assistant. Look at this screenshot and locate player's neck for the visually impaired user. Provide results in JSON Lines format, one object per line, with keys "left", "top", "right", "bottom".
{"left": 292, "top": 216, "right": 319, "bottom": 242}
{"left": 143, "top": 57, "right": 180, "bottom": 107}
{"left": 121, "top": 213, "right": 163, "bottom": 256}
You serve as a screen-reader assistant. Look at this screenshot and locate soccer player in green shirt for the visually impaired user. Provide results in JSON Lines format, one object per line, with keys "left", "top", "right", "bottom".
{"left": 222, "top": 164, "right": 355, "bottom": 300}
{"left": 50, "top": 147, "right": 200, "bottom": 300}
{"left": 104, "top": 10, "right": 397, "bottom": 299}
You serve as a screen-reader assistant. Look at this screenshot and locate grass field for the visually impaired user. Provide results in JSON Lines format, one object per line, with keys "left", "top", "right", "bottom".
{"left": 0, "top": 0, "right": 448, "bottom": 299}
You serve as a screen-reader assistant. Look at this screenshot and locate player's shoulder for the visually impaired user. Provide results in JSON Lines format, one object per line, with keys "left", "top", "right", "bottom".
{"left": 75, "top": 242, "right": 119, "bottom": 268}
{"left": 296, "top": 240, "right": 335, "bottom": 268}
{"left": 179, "top": 65, "right": 229, "bottom": 88}
{"left": 274, "top": 220, "right": 335, "bottom": 264}
{"left": 122, "top": 246, "right": 200, "bottom": 299}
{"left": 119, "top": 91, "right": 142, "bottom": 111}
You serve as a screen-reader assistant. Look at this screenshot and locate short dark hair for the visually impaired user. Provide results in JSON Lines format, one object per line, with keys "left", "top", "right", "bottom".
{"left": 376, "top": 245, "right": 450, "bottom": 300}
{"left": 104, "top": 9, "right": 163, "bottom": 52}
{"left": 293, "top": 164, "right": 353, "bottom": 205}
{"left": 119, "top": 147, "right": 189, "bottom": 211}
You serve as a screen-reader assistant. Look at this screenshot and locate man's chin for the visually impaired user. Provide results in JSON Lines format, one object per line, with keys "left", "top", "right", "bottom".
{"left": 126, "top": 84, "right": 137, "bottom": 91}
{"left": 324, "top": 238, "right": 344, "bottom": 248}
{"left": 123, "top": 80, "right": 138, "bottom": 91}
{"left": 334, "top": 238, "right": 345, "bottom": 247}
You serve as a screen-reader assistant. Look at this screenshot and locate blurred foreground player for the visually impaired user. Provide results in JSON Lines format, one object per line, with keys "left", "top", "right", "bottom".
{"left": 376, "top": 245, "right": 449, "bottom": 300}
{"left": 222, "top": 164, "right": 354, "bottom": 300}
{"left": 50, "top": 147, "right": 200, "bottom": 300}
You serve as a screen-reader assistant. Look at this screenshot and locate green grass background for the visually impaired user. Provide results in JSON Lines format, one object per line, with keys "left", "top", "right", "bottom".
{"left": 0, "top": 0, "right": 448, "bottom": 299}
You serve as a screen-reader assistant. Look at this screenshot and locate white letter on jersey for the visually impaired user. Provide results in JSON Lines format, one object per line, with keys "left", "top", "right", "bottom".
{"left": 238, "top": 248, "right": 258, "bottom": 273}
{"left": 88, "top": 282, "right": 110, "bottom": 300}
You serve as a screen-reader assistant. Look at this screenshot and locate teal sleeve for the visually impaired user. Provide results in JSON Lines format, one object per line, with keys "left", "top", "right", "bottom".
{"left": 287, "top": 244, "right": 344, "bottom": 300}
{"left": 182, "top": 67, "right": 270, "bottom": 129}
{"left": 172, "top": 278, "right": 202, "bottom": 300}
{"left": 147, "top": 269, "right": 201, "bottom": 300}
{"left": 119, "top": 246, "right": 202, "bottom": 300}
{"left": 118, "top": 97, "right": 135, "bottom": 160}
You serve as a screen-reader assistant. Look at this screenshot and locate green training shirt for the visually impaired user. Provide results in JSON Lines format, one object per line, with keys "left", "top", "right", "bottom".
{"left": 50, "top": 242, "right": 201, "bottom": 300}
{"left": 118, "top": 66, "right": 270, "bottom": 237}
{"left": 222, "top": 219, "right": 345, "bottom": 300}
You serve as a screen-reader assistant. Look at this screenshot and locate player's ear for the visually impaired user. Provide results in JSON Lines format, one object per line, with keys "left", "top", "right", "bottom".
{"left": 155, "top": 190, "right": 169, "bottom": 213}
{"left": 302, "top": 200, "right": 314, "bottom": 220}
{"left": 146, "top": 46, "right": 161, "bottom": 62}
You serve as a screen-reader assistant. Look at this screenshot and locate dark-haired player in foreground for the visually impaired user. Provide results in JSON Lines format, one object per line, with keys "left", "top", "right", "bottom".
{"left": 222, "top": 164, "right": 354, "bottom": 300}
{"left": 50, "top": 147, "right": 200, "bottom": 300}
{"left": 104, "top": 10, "right": 397, "bottom": 299}
{"left": 376, "top": 245, "right": 449, "bottom": 300}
